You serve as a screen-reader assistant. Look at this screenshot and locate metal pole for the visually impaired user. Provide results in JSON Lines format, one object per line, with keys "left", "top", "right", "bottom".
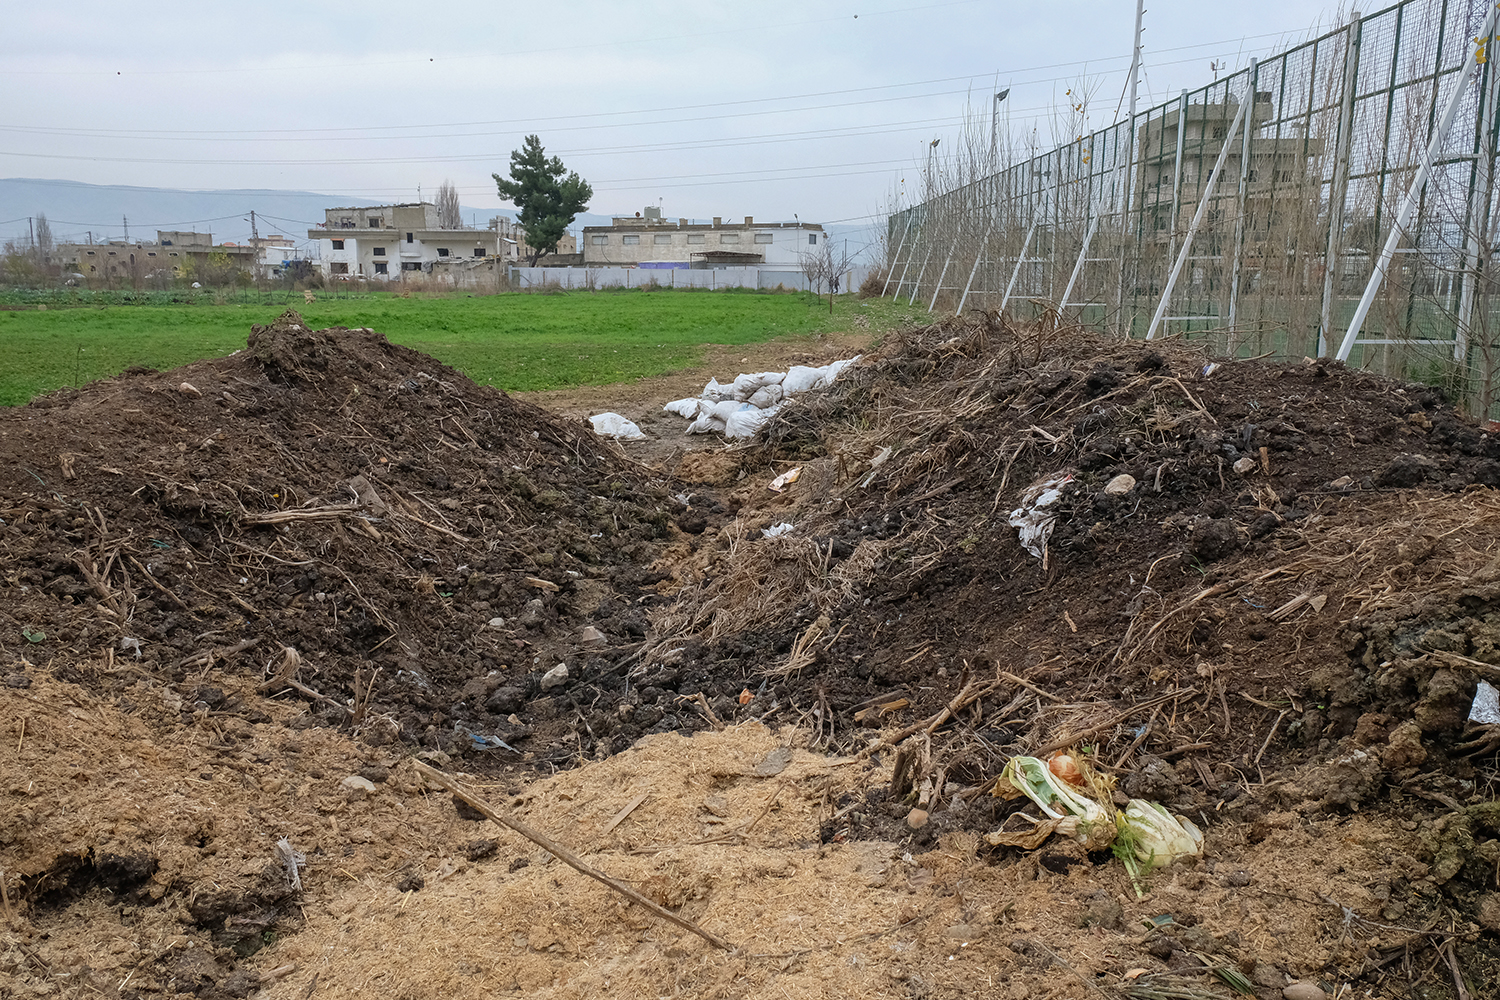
{"left": 1000, "top": 221, "right": 1037, "bottom": 312}
{"left": 1127, "top": 0, "right": 1144, "bottom": 126}
{"left": 990, "top": 89, "right": 1010, "bottom": 161}
{"left": 956, "top": 215, "right": 995, "bottom": 315}
{"left": 909, "top": 238, "right": 935, "bottom": 306}
{"left": 882, "top": 211, "right": 913, "bottom": 296}
{"left": 1319, "top": 12, "right": 1363, "bottom": 357}
{"left": 1336, "top": 1, "right": 1500, "bottom": 361}
{"left": 1455, "top": 46, "right": 1498, "bottom": 363}
{"left": 929, "top": 233, "right": 957, "bottom": 311}
{"left": 1166, "top": 92, "right": 1189, "bottom": 265}
{"left": 1228, "top": 59, "right": 1259, "bottom": 347}
{"left": 1060, "top": 202, "right": 1103, "bottom": 312}
{"left": 1146, "top": 94, "right": 1251, "bottom": 339}
{"left": 893, "top": 208, "right": 922, "bottom": 299}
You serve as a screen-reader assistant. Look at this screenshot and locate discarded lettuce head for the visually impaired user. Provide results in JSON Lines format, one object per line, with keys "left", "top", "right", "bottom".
{"left": 1118, "top": 799, "right": 1204, "bottom": 869}
{"left": 988, "top": 755, "right": 1116, "bottom": 851}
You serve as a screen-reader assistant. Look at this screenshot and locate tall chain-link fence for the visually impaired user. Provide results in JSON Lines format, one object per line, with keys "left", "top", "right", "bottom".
{"left": 888, "top": 0, "right": 1500, "bottom": 412}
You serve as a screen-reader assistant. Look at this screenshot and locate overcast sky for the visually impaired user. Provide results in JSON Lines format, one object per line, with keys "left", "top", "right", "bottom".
{"left": 3, "top": 1, "right": 1348, "bottom": 245}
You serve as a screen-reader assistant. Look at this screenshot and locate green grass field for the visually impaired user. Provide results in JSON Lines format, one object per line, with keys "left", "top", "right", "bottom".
{"left": 0, "top": 290, "right": 926, "bottom": 406}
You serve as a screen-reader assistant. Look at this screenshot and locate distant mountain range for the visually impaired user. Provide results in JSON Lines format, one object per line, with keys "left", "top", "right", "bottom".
{"left": 1, "top": 177, "right": 880, "bottom": 262}
{"left": 0, "top": 178, "right": 619, "bottom": 248}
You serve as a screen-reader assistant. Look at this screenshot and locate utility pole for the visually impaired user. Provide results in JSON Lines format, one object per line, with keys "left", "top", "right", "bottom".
{"left": 123, "top": 215, "right": 129, "bottom": 243}
{"left": 28, "top": 217, "right": 34, "bottom": 252}
{"left": 1127, "top": 0, "right": 1145, "bottom": 125}
{"left": 248, "top": 209, "right": 262, "bottom": 288}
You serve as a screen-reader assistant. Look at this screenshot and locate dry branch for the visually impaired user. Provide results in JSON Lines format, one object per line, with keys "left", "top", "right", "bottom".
{"left": 411, "top": 761, "right": 731, "bottom": 950}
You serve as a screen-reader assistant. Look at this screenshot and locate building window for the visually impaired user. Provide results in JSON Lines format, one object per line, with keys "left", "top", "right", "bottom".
{"left": 653, "top": 234, "right": 672, "bottom": 245}
{"left": 368, "top": 217, "right": 380, "bottom": 227}
{"left": 147, "top": 252, "right": 157, "bottom": 257}
{"left": 373, "top": 247, "right": 386, "bottom": 256}
{"left": 401, "top": 262, "right": 422, "bottom": 271}
{"left": 86, "top": 250, "right": 95, "bottom": 256}
{"left": 331, "top": 262, "right": 349, "bottom": 274}
{"left": 374, "top": 261, "right": 388, "bottom": 274}
{"left": 89, "top": 265, "right": 96, "bottom": 272}
{"left": 474, "top": 247, "right": 486, "bottom": 257}
{"left": 720, "top": 233, "right": 740, "bottom": 244}
{"left": 591, "top": 235, "right": 608, "bottom": 245}
{"left": 1213, "top": 126, "right": 1227, "bottom": 139}
{"left": 622, "top": 235, "right": 640, "bottom": 245}
{"left": 332, "top": 239, "right": 345, "bottom": 250}
{"left": 754, "top": 232, "right": 773, "bottom": 244}
{"left": 687, "top": 234, "right": 705, "bottom": 244}
{"left": 170, "top": 252, "right": 178, "bottom": 257}
{"left": 437, "top": 248, "right": 450, "bottom": 257}
{"left": 406, "top": 232, "right": 414, "bottom": 243}
{"left": 808, "top": 234, "right": 817, "bottom": 245}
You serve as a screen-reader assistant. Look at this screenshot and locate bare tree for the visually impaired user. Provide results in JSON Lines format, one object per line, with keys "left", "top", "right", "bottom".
{"left": 436, "top": 180, "right": 463, "bottom": 229}
{"left": 34, "top": 213, "right": 53, "bottom": 262}
{"left": 798, "top": 236, "right": 856, "bottom": 312}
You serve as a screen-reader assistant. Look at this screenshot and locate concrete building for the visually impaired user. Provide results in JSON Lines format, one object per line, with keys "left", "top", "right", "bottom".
{"left": 491, "top": 216, "right": 577, "bottom": 264}
{"left": 581, "top": 208, "right": 826, "bottom": 269}
{"left": 1133, "top": 96, "right": 1320, "bottom": 243}
{"left": 308, "top": 203, "right": 503, "bottom": 279}
{"left": 59, "top": 231, "right": 257, "bottom": 281}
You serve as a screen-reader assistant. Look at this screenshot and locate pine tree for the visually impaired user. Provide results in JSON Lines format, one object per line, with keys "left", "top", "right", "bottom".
{"left": 493, "top": 136, "right": 592, "bottom": 265}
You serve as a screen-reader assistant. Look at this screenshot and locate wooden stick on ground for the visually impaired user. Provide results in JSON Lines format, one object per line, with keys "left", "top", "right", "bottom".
{"left": 411, "top": 761, "right": 732, "bottom": 951}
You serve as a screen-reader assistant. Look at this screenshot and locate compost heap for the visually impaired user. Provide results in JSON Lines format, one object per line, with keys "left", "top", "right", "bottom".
{"left": 3, "top": 309, "right": 1500, "bottom": 1000}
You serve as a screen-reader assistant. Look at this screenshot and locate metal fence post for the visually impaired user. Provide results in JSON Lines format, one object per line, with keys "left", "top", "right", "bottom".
{"left": 929, "top": 230, "right": 960, "bottom": 311}
{"left": 1227, "top": 58, "right": 1259, "bottom": 348}
{"left": 957, "top": 213, "right": 996, "bottom": 316}
{"left": 1146, "top": 94, "right": 1251, "bottom": 339}
{"left": 892, "top": 209, "right": 922, "bottom": 300}
{"left": 1167, "top": 91, "right": 1190, "bottom": 265}
{"left": 1455, "top": 47, "right": 1499, "bottom": 365}
{"left": 1337, "top": 1, "right": 1500, "bottom": 361}
{"left": 882, "top": 212, "right": 913, "bottom": 297}
{"left": 1318, "top": 12, "right": 1364, "bottom": 357}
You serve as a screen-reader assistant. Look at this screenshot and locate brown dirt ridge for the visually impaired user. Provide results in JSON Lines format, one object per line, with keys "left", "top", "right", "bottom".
{"left": 2, "top": 308, "right": 1500, "bottom": 999}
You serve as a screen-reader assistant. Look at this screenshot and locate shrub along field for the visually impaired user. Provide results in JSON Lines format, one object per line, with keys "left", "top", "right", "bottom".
{"left": 0, "top": 289, "right": 923, "bottom": 405}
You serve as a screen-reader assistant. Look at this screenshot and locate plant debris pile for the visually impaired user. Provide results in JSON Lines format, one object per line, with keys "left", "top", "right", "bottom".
{"left": 628, "top": 313, "right": 1500, "bottom": 987}
{"left": 0, "top": 309, "right": 687, "bottom": 758}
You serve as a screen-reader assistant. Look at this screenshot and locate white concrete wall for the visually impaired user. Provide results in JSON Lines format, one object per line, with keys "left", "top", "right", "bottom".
{"left": 506, "top": 265, "right": 873, "bottom": 293}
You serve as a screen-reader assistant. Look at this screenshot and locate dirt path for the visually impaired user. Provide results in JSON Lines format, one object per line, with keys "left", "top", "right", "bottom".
{"left": 514, "top": 329, "right": 875, "bottom": 467}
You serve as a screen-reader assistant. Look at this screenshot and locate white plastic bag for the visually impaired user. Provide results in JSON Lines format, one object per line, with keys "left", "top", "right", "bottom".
{"left": 663, "top": 397, "right": 703, "bottom": 418}
{"left": 725, "top": 402, "right": 781, "bottom": 439}
{"left": 1009, "top": 473, "right": 1073, "bottom": 559}
{"left": 747, "top": 384, "right": 784, "bottom": 409}
{"left": 589, "top": 412, "right": 647, "bottom": 440}
{"left": 702, "top": 377, "right": 736, "bottom": 402}
{"left": 686, "top": 400, "right": 740, "bottom": 435}
{"left": 780, "top": 364, "right": 828, "bottom": 395}
{"left": 732, "top": 371, "right": 786, "bottom": 400}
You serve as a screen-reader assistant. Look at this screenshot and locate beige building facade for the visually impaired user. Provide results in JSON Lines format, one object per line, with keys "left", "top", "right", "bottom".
{"left": 582, "top": 208, "right": 826, "bottom": 268}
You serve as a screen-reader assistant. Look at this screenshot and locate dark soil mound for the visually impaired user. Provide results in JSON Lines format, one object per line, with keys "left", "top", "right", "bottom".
{"left": 639, "top": 314, "right": 1500, "bottom": 908}
{"left": 0, "top": 310, "right": 682, "bottom": 760}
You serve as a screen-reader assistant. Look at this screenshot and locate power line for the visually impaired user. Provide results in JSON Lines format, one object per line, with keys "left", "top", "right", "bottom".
{"left": 0, "top": 28, "right": 1300, "bottom": 144}
{"left": 0, "top": 1, "right": 984, "bottom": 79}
